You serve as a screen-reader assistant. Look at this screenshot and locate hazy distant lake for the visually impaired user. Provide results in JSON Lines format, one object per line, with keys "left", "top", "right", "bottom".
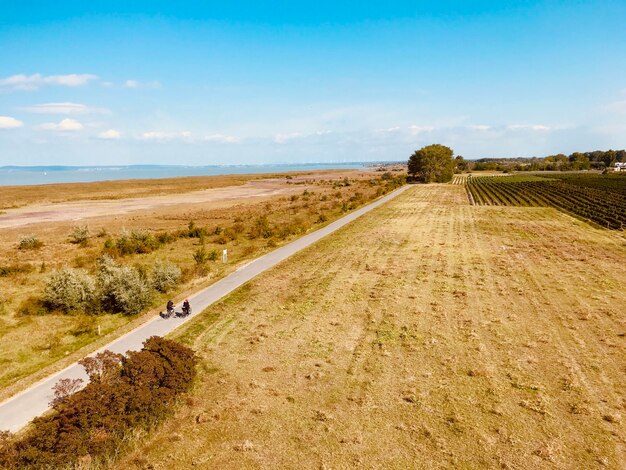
{"left": 0, "top": 163, "right": 370, "bottom": 187}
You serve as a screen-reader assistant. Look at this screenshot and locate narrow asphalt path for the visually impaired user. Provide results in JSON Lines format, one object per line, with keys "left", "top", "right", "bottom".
{"left": 0, "top": 185, "right": 410, "bottom": 433}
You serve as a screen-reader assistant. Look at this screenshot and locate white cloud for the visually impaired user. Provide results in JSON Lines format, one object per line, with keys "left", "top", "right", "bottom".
{"left": 408, "top": 125, "right": 435, "bottom": 134}
{"left": 141, "top": 131, "right": 192, "bottom": 141}
{"left": 507, "top": 124, "right": 550, "bottom": 131}
{"left": 274, "top": 132, "right": 303, "bottom": 144}
{"left": 40, "top": 118, "right": 84, "bottom": 131}
{"left": 273, "top": 130, "right": 331, "bottom": 144}
{"left": 0, "top": 73, "right": 98, "bottom": 91}
{"left": 124, "top": 79, "right": 161, "bottom": 89}
{"left": 203, "top": 133, "right": 239, "bottom": 143}
{"left": 138, "top": 131, "right": 238, "bottom": 143}
{"left": 0, "top": 116, "right": 24, "bottom": 129}
{"left": 467, "top": 124, "right": 491, "bottom": 131}
{"left": 20, "top": 102, "right": 109, "bottom": 115}
{"left": 376, "top": 126, "right": 401, "bottom": 133}
{"left": 98, "top": 129, "right": 121, "bottom": 140}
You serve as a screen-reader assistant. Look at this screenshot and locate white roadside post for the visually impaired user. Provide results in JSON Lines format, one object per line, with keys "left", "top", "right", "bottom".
{"left": 222, "top": 249, "right": 228, "bottom": 263}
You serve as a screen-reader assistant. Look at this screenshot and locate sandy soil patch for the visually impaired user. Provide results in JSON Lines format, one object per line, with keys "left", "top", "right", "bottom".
{"left": 0, "top": 180, "right": 301, "bottom": 229}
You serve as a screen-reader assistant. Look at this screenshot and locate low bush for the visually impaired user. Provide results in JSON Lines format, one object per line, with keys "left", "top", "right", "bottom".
{"left": 0, "top": 337, "right": 197, "bottom": 469}
{"left": 43, "top": 268, "right": 96, "bottom": 313}
{"left": 115, "top": 229, "right": 160, "bottom": 255}
{"left": 214, "top": 234, "right": 229, "bottom": 245}
{"left": 207, "top": 249, "right": 219, "bottom": 261}
{"left": 157, "top": 231, "right": 176, "bottom": 244}
{"left": 193, "top": 246, "right": 210, "bottom": 265}
{"left": 152, "top": 261, "right": 181, "bottom": 293}
{"left": 178, "top": 220, "right": 209, "bottom": 239}
{"left": 248, "top": 215, "right": 274, "bottom": 239}
{"left": 0, "top": 263, "right": 34, "bottom": 277}
{"left": 68, "top": 225, "right": 90, "bottom": 246}
{"left": 18, "top": 235, "right": 43, "bottom": 250}
{"left": 97, "top": 256, "right": 152, "bottom": 315}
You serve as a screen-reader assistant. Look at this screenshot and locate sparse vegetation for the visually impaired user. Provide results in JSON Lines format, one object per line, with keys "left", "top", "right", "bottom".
{"left": 0, "top": 263, "right": 34, "bottom": 277}
{"left": 0, "top": 171, "right": 405, "bottom": 393}
{"left": 18, "top": 235, "right": 43, "bottom": 250}
{"left": 68, "top": 225, "right": 90, "bottom": 246}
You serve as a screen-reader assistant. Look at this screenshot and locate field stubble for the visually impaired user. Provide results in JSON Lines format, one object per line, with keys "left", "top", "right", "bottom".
{"left": 117, "top": 184, "right": 625, "bottom": 469}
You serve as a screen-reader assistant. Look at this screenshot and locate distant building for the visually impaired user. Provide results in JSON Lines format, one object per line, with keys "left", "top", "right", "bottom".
{"left": 611, "top": 162, "right": 626, "bottom": 172}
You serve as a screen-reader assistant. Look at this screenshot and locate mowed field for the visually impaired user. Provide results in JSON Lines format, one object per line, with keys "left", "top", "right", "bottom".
{"left": 117, "top": 184, "right": 625, "bottom": 469}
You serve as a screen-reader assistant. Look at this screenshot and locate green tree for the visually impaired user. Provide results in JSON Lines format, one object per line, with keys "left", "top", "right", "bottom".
{"left": 454, "top": 155, "right": 469, "bottom": 172}
{"left": 568, "top": 152, "right": 590, "bottom": 170}
{"left": 408, "top": 144, "right": 455, "bottom": 183}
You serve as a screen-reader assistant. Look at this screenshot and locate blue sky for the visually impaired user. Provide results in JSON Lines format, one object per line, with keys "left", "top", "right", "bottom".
{"left": 1, "top": 1, "right": 625, "bottom": 165}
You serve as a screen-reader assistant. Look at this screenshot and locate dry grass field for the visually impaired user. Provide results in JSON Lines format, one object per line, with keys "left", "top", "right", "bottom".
{"left": 117, "top": 184, "right": 625, "bottom": 469}
{"left": 0, "top": 170, "right": 398, "bottom": 399}
{"left": 0, "top": 173, "right": 266, "bottom": 209}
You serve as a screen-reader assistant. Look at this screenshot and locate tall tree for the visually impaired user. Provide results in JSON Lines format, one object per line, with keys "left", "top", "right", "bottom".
{"left": 408, "top": 144, "right": 455, "bottom": 183}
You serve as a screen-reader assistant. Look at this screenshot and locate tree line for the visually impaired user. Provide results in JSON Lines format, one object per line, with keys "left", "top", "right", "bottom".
{"left": 407, "top": 146, "right": 626, "bottom": 179}
{"left": 470, "top": 149, "right": 626, "bottom": 172}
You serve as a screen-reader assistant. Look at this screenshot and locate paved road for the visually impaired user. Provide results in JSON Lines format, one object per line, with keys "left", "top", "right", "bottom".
{"left": 0, "top": 185, "right": 410, "bottom": 433}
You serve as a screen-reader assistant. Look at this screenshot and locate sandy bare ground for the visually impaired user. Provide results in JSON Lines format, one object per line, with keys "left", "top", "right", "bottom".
{"left": 117, "top": 184, "right": 625, "bottom": 469}
{"left": 0, "top": 180, "right": 299, "bottom": 229}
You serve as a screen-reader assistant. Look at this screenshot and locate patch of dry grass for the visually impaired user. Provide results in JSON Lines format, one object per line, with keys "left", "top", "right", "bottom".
{"left": 115, "top": 184, "right": 625, "bottom": 469}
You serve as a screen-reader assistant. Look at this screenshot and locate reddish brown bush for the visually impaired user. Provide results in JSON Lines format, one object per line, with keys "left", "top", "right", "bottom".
{"left": 0, "top": 337, "right": 196, "bottom": 469}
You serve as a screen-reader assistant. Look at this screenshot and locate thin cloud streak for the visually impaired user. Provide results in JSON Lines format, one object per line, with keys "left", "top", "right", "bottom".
{"left": 20, "top": 102, "right": 110, "bottom": 115}
{"left": 0, "top": 73, "right": 98, "bottom": 91}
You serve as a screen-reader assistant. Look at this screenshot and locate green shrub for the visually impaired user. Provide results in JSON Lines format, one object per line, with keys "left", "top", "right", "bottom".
{"left": 157, "top": 231, "right": 176, "bottom": 244}
{"left": 180, "top": 221, "right": 208, "bottom": 239}
{"left": 18, "top": 235, "right": 43, "bottom": 250}
{"left": 214, "top": 234, "right": 229, "bottom": 245}
{"left": 68, "top": 225, "right": 90, "bottom": 246}
{"left": 152, "top": 261, "right": 181, "bottom": 293}
{"left": 43, "top": 268, "right": 96, "bottom": 313}
{"left": 248, "top": 216, "right": 273, "bottom": 239}
{"left": 193, "top": 246, "right": 210, "bottom": 265}
{"left": 97, "top": 256, "right": 152, "bottom": 315}
{"left": 115, "top": 229, "right": 160, "bottom": 255}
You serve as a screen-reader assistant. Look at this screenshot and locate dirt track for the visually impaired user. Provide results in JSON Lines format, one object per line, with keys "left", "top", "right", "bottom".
{"left": 0, "top": 180, "right": 300, "bottom": 229}
{"left": 117, "top": 184, "right": 625, "bottom": 469}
